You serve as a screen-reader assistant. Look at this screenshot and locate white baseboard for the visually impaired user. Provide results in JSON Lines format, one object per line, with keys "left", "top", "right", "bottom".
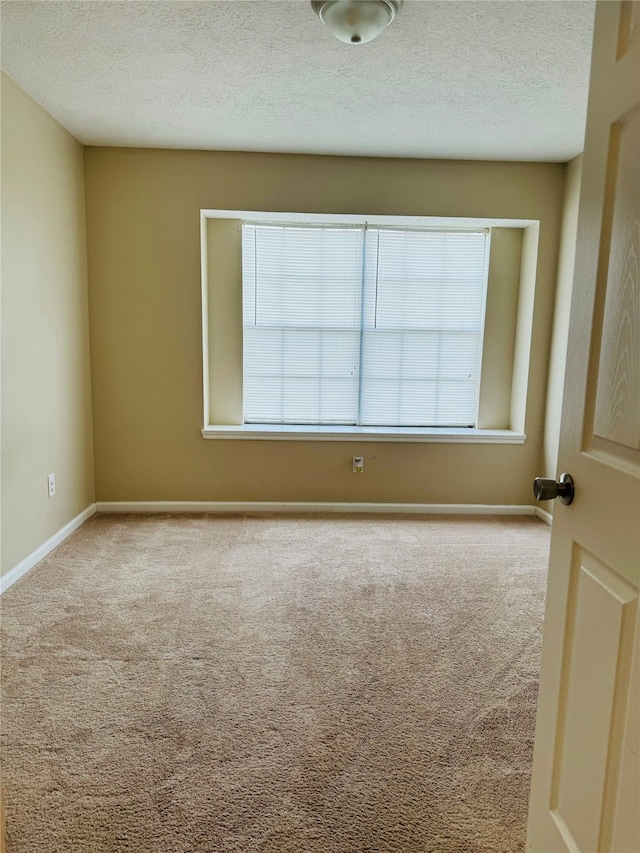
{"left": 96, "top": 500, "right": 537, "bottom": 516}
{"left": 535, "top": 507, "right": 554, "bottom": 525}
{"left": 1, "top": 503, "right": 96, "bottom": 595}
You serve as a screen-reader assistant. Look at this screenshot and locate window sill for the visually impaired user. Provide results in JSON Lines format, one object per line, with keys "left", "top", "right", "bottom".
{"left": 201, "top": 425, "right": 526, "bottom": 444}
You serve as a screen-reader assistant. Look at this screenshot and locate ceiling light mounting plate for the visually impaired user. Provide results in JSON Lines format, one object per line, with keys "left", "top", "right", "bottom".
{"left": 311, "top": 0, "right": 402, "bottom": 45}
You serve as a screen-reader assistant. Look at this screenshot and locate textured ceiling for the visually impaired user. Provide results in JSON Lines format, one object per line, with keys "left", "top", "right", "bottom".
{"left": 0, "top": 0, "right": 595, "bottom": 161}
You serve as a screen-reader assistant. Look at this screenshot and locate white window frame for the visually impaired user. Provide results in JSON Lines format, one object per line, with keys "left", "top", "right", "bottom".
{"left": 242, "top": 222, "right": 491, "bottom": 429}
{"left": 201, "top": 210, "right": 535, "bottom": 444}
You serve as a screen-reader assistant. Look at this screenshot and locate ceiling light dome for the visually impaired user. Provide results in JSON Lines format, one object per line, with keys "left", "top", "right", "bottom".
{"left": 312, "top": 0, "right": 402, "bottom": 45}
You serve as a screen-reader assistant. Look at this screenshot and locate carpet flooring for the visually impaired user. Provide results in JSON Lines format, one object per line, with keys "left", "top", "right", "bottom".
{"left": 0, "top": 513, "right": 550, "bottom": 852}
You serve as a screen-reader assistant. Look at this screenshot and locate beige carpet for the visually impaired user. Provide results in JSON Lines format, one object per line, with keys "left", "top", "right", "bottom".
{"left": 1, "top": 513, "right": 550, "bottom": 852}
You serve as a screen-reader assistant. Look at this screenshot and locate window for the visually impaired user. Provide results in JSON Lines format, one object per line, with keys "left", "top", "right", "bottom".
{"left": 242, "top": 223, "right": 490, "bottom": 429}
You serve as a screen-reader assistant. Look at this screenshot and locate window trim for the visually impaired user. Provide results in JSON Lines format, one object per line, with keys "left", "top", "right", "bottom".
{"left": 201, "top": 209, "right": 538, "bottom": 444}
{"left": 201, "top": 425, "right": 526, "bottom": 443}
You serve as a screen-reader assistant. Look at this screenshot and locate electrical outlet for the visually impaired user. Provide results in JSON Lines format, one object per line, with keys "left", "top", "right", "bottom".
{"left": 353, "top": 456, "right": 364, "bottom": 473}
{"left": 47, "top": 473, "right": 56, "bottom": 498}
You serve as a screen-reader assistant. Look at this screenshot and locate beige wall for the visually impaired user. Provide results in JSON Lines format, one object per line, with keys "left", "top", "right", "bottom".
{"left": 207, "top": 218, "right": 243, "bottom": 426}
{"left": 539, "top": 154, "right": 583, "bottom": 512}
{"left": 1, "top": 73, "right": 95, "bottom": 576}
{"left": 84, "top": 147, "right": 565, "bottom": 505}
{"left": 478, "top": 228, "right": 523, "bottom": 430}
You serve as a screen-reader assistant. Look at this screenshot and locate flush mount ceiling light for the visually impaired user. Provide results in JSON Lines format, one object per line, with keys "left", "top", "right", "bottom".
{"left": 311, "top": 0, "right": 402, "bottom": 45}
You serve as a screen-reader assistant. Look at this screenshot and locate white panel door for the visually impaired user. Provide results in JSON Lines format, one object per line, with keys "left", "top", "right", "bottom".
{"left": 527, "top": 2, "right": 640, "bottom": 851}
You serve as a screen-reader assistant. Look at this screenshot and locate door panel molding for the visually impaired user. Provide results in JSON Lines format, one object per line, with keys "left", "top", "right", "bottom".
{"left": 590, "top": 107, "right": 640, "bottom": 458}
{"left": 549, "top": 548, "right": 638, "bottom": 852}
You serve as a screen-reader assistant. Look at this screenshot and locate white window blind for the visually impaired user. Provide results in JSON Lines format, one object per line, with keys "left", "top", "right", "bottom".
{"left": 243, "top": 225, "right": 364, "bottom": 425}
{"left": 242, "top": 223, "right": 489, "bottom": 428}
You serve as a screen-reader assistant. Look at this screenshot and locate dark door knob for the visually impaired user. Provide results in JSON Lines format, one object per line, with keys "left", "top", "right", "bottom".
{"left": 533, "top": 473, "right": 574, "bottom": 504}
